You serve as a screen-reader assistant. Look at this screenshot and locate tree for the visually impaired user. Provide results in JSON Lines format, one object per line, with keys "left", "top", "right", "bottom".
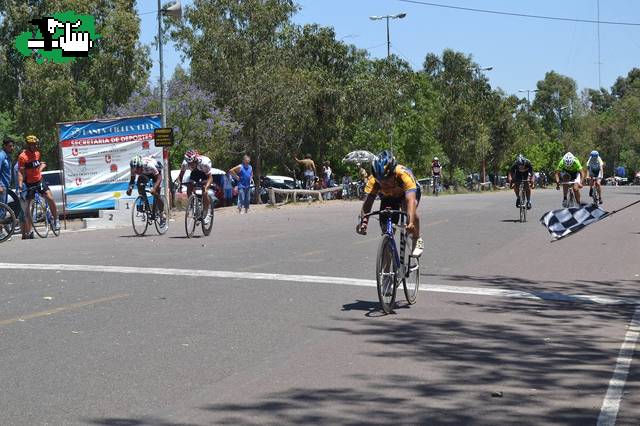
{"left": 424, "top": 49, "right": 491, "bottom": 185}
{"left": 532, "top": 71, "right": 579, "bottom": 145}
{"left": 0, "top": 0, "right": 151, "bottom": 165}
{"left": 106, "top": 68, "right": 240, "bottom": 169}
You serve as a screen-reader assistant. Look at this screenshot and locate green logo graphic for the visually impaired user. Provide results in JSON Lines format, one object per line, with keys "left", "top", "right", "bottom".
{"left": 15, "top": 11, "right": 100, "bottom": 64}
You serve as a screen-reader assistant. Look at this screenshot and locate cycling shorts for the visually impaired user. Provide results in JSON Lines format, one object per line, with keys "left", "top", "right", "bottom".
{"left": 559, "top": 171, "right": 580, "bottom": 184}
{"left": 25, "top": 180, "right": 49, "bottom": 200}
{"left": 377, "top": 187, "right": 421, "bottom": 232}
{"left": 588, "top": 167, "right": 603, "bottom": 179}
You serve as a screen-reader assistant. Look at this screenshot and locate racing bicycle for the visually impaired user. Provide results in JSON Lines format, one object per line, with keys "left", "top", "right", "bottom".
{"left": 0, "top": 199, "right": 16, "bottom": 243}
{"left": 359, "top": 209, "right": 420, "bottom": 314}
{"left": 516, "top": 180, "right": 529, "bottom": 223}
{"left": 28, "top": 191, "right": 59, "bottom": 238}
{"left": 432, "top": 175, "right": 441, "bottom": 196}
{"left": 557, "top": 178, "right": 579, "bottom": 208}
{"left": 131, "top": 188, "right": 169, "bottom": 236}
{"left": 185, "top": 183, "right": 214, "bottom": 238}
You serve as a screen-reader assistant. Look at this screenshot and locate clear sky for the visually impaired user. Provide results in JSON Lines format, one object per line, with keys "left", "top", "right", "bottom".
{"left": 137, "top": 0, "right": 640, "bottom": 99}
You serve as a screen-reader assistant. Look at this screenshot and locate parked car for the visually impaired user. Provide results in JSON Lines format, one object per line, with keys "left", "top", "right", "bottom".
{"left": 41, "top": 170, "right": 64, "bottom": 213}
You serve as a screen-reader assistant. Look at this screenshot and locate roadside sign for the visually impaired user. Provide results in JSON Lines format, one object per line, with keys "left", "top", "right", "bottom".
{"left": 154, "top": 127, "right": 174, "bottom": 147}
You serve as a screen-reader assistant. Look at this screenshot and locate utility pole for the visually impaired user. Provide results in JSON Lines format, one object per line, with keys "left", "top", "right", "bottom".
{"left": 370, "top": 12, "right": 407, "bottom": 153}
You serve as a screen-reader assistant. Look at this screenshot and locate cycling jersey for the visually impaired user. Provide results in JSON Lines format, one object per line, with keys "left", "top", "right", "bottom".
{"left": 556, "top": 158, "right": 582, "bottom": 173}
{"left": 17, "top": 150, "right": 42, "bottom": 184}
{"left": 181, "top": 155, "right": 212, "bottom": 176}
{"left": 131, "top": 156, "right": 162, "bottom": 177}
{"left": 431, "top": 162, "right": 442, "bottom": 175}
{"left": 364, "top": 165, "right": 418, "bottom": 198}
{"left": 509, "top": 161, "right": 533, "bottom": 181}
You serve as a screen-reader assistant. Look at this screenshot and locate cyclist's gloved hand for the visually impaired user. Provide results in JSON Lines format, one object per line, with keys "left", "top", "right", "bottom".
{"left": 126, "top": 186, "right": 133, "bottom": 196}
{"left": 356, "top": 217, "right": 368, "bottom": 235}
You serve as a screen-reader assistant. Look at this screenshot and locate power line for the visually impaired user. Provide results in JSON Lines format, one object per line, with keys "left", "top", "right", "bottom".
{"left": 396, "top": 0, "right": 640, "bottom": 27}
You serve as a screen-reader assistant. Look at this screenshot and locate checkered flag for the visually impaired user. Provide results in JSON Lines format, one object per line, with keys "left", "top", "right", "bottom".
{"left": 540, "top": 204, "right": 609, "bottom": 240}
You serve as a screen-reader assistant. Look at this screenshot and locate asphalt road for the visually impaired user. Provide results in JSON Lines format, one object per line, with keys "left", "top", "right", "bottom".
{"left": 0, "top": 185, "right": 639, "bottom": 425}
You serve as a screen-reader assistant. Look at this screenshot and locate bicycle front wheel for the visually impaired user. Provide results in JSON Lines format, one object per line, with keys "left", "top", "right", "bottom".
{"left": 131, "top": 196, "right": 149, "bottom": 236}
{"left": 402, "top": 235, "right": 420, "bottom": 304}
{"left": 154, "top": 195, "right": 170, "bottom": 235}
{"left": 376, "top": 234, "right": 397, "bottom": 314}
{"left": 202, "top": 196, "right": 214, "bottom": 236}
{"left": 185, "top": 195, "right": 197, "bottom": 238}
{"left": 0, "top": 201, "right": 16, "bottom": 243}
{"left": 29, "top": 198, "right": 49, "bottom": 238}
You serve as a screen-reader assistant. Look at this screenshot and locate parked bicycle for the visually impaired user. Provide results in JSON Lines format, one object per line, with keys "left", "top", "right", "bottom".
{"left": 185, "top": 183, "right": 214, "bottom": 238}
{"left": 28, "top": 191, "right": 59, "bottom": 238}
{"left": 131, "top": 188, "right": 169, "bottom": 236}
{"left": 0, "top": 199, "right": 16, "bottom": 243}
{"left": 359, "top": 208, "right": 420, "bottom": 314}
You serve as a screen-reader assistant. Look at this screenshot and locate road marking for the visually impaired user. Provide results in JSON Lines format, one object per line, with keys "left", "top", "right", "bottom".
{"left": 0, "top": 263, "right": 637, "bottom": 306}
{"left": 426, "top": 219, "right": 449, "bottom": 227}
{"left": 0, "top": 293, "right": 129, "bottom": 327}
{"left": 597, "top": 306, "right": 640, "bottom": 426}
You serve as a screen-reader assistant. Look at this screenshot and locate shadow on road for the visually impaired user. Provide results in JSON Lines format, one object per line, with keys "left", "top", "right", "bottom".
{"left": 87, "top": 417, "right": 197, "bottom": 426}
{"left": 196, "top": 305, "right": 636, "bottom": 425}
{"left": 341, "top": 299, "right": 410, "bottom": 317}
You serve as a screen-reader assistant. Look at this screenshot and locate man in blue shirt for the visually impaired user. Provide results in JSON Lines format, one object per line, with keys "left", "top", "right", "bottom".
{"left": 0, "top": 138, "right": 14, "bottom": 204}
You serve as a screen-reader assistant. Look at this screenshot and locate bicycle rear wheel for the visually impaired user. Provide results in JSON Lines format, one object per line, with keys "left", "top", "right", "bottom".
{"left": 29, "top": 198, "right": 49, "bottom": 238}
{"left": 201, "top": 195, "right": 214, "bottom": 236}
{"left": 131, "top": 196, "right": 149, "bottom": 236}
{"left": 376, "top": 234, "right": 397, "bottom": 314}
{"left": 154, "top": 195, "right": 170, "bottom": 235}
{"left": 0, "top": 201, "right": 16, "bottom": 243}
{"left": 185, "top": 195, "right": 197, "bottom": 238}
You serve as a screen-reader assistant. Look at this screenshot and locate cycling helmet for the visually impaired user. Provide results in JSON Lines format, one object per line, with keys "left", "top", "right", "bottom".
{"left": 562, "top": 152, "right": 575, "bottom": 167}
{"left": 516, "top": 154, "right": 526, "bottom": 166}
{"left": 433, "top": 157, "right": 439, "bottom": 161}
{"left": 25, "top": 135, "right": 39, "bottom": 144}
{"left": 184, "top": 149, "right": 198, "bottom": 163}
{"left": 371, "top": 150, "right": 397, "bottom": 180}
{"left": 130, "top": 155, "right": 143, "bottom": 168}
{"left": 590, "top": 150, "right": 599, "bottom": 158}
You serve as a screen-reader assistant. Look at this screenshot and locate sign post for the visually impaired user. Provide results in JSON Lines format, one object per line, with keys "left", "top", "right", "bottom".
{"left": 154, "top": 127, "right": 174, "bottom": 207}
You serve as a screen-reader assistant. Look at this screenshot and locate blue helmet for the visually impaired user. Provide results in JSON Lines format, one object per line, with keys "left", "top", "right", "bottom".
{"left": 371, "top": 150, "right": 397, "bottom": 180}
{"left": 590, "top": 150, "right": 599, "bottom": 158}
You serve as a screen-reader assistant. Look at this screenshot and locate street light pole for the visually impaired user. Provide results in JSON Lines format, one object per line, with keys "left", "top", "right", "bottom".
{"left": 518, "top": 89, "right": 538, "bottom": 112}
{"left": 370, "top": 12, "right": 406, "bottom": 153}
{"left": 156, "top": 0, "right": 169, "bottom": 201}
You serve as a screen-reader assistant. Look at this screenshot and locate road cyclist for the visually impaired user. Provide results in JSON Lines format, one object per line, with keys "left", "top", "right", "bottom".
{"left": 585, "top": 150, "right": 604, "bottom": 205}
{"left": 555, "top": 152, "right": 584, "bottom": 207}
{"left": 431, "top": 157, "right": 442, "bottom": 195}
{"left": 17, "top": 135, "right": 60, "bottom": 238}
{"left": 127, "top": 154, "right": 167, "bottom": 229}
{"left": 177, "top": 150, "right": 214, "bottom": 225}
{"left": 507, "top": 154, "right": 534, "bottom": 210}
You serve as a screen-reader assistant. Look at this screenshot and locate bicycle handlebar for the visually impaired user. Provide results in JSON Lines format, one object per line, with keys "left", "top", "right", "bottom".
{"left": 361, "top": 209, "right": 407, "bottom": 220}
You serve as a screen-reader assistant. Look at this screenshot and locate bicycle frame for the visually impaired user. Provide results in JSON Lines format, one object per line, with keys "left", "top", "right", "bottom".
{"left": 366, "top": 209, "right": 409, "bottom": 280}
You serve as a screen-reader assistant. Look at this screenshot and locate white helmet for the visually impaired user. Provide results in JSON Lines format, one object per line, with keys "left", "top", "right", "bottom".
{"left": 562, "top": 152, "right": 575, "bottom": 167}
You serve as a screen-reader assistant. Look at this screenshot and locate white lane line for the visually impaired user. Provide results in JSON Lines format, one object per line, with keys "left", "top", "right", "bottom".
{"left": 0, "top": 262, "right": 637, "bottom": 306}
{"left": 597, "top": 306, "right": 640, "bottom": 426}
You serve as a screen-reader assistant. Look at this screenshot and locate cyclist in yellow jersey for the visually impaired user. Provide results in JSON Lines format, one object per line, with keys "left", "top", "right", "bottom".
{"left": 357, "top": 150, "right": 424, "bottom": 257}
{"left": 555, "top": 152, "right": 584, "bottom": 206}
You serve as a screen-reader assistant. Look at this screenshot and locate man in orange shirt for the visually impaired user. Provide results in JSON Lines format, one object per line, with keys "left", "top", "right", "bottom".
{"left": 18, "top": 135, "right": 59, "bottom": 237}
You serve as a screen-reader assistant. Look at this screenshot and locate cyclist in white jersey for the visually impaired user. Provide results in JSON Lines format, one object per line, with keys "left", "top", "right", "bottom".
{"left": 177, "top": 150, "right": 214, "bottom": 225}
{"left": 586, "top": 150, "right": 604, "bottom": 204}
{"left": 127, "top": 155, "right": 165, "bottom": 222}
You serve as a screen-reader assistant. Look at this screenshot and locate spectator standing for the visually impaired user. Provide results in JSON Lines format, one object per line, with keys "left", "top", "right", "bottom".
{"left": 0, "top": 138, "right": 13, "bottom": 205}
{"left": 295, "top": 154, "right": 317, "bottom": 189}
{"left": 229, "top": 155, "right": 253, "bottom": 214}
{"left": 0, "top": 139, "right": 14, "bottom": 240}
